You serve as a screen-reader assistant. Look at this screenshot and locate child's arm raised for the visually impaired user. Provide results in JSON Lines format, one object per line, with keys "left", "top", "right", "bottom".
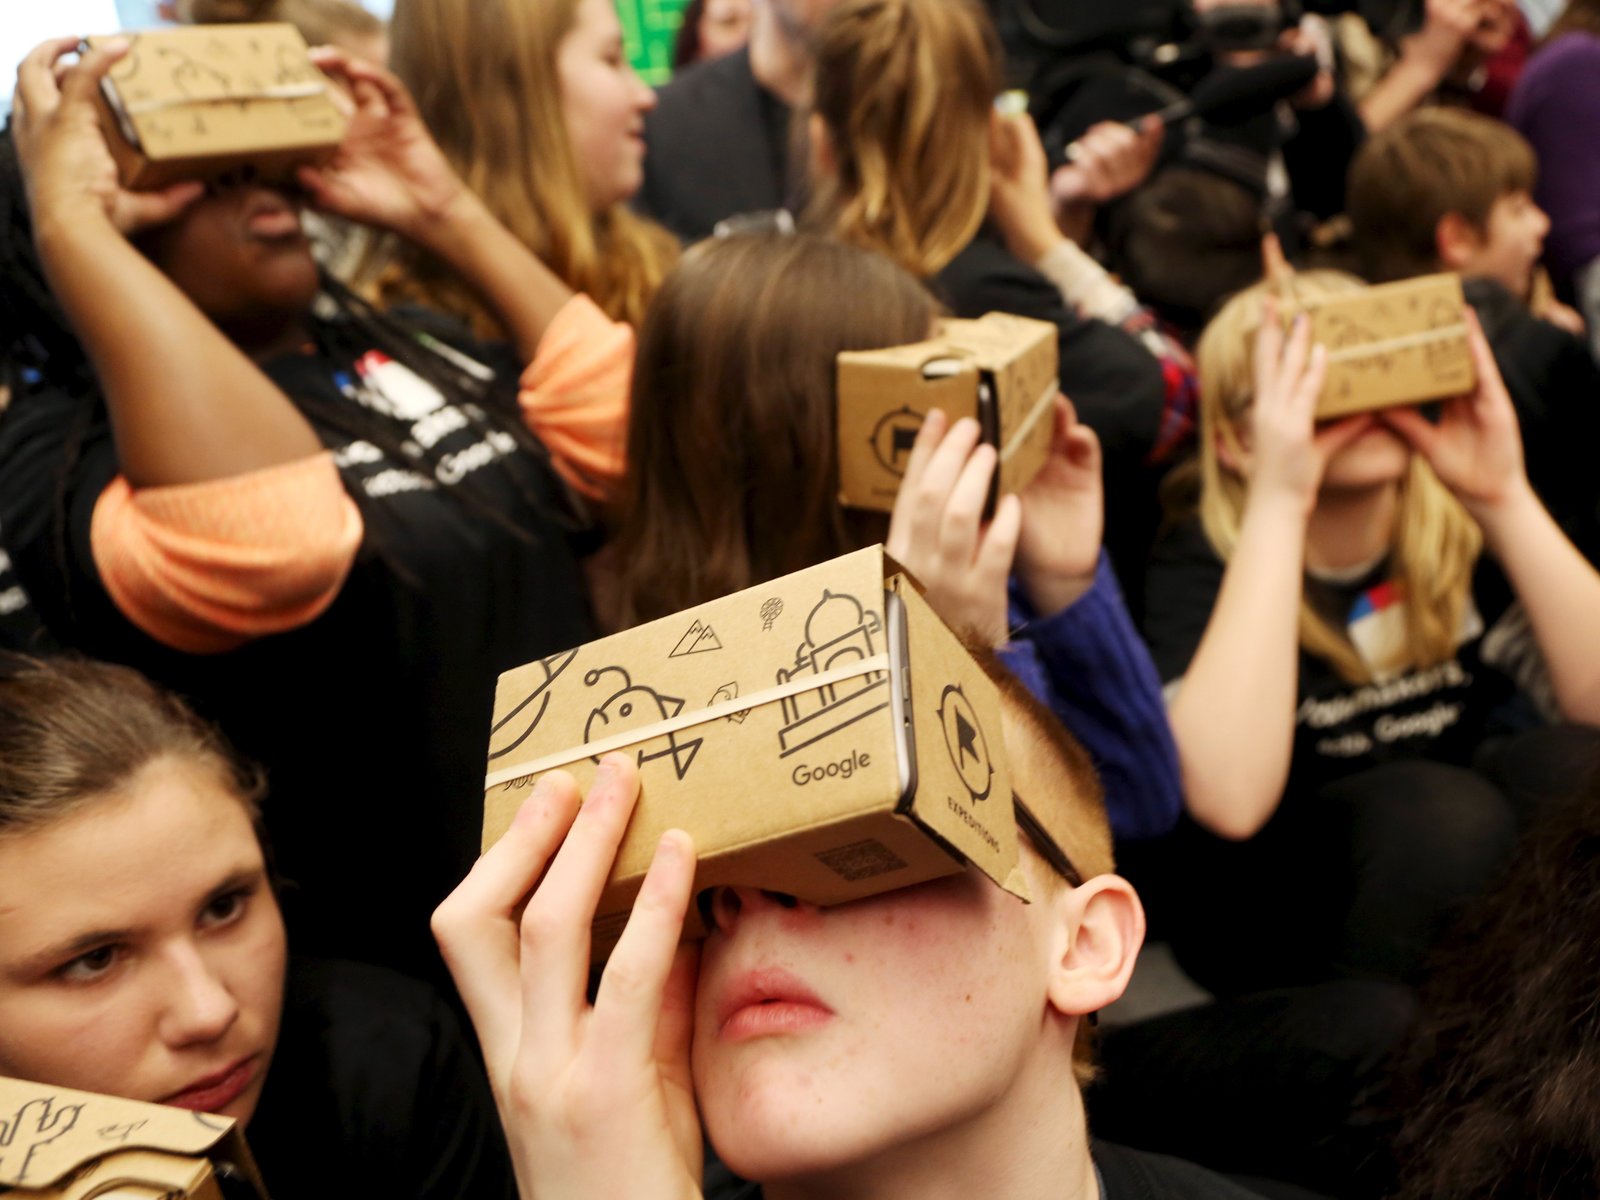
{"left": 432, "top": 757, "right": 704, "bottom": 1200}
{"left": 1384, "top": 314, "right": 1600, "bottom": 725}
{"left": 1167, "top": 309, "right": 1372, "bottom": 839}
{"left": 16, "top": 39, "right": 324, "bottom": 488}
{"left": 888, "top": 406, "right": 1184, "bottom": 838}
{"left": 886, "top": 411, "right": 1022, "bottom": 646}
{"left": 297, "top": 50, "right": 574, "bottom": 366}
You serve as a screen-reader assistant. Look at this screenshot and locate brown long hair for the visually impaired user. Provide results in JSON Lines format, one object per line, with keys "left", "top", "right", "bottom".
{"left": 810, "top": 0, "right": 1001, "bottom": 279}
{"left": 0, "top": 655, "right": 264, "bottom": 836}
{"left": 610, "top": 232, "right": 937, "bottom": 628}
{"left": 385, "top": 0, "right": 678, "bottom": 333}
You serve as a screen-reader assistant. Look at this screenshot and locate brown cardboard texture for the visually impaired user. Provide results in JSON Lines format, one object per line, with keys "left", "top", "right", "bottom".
{"left": 0, "top": 1076, "right": 266, "bottom": 1199}
{"left": 87, "top": 25, "right": 347, "bottom": 190}
{"left": 836, "top": 313, "right": 1058, "bottom": 512}
{"left": 484, "top": 546, "right": 1023, "bottom": 955}
{"left": 1283, "top": 273, "right": 1476, "bottom": 419}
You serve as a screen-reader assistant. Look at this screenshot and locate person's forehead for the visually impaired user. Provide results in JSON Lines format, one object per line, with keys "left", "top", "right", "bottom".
{"left": 0, "top": 760, "right": 259, "bottom": 944}
{"left": 569, "top": 0, "right": 623, "bottom": 42}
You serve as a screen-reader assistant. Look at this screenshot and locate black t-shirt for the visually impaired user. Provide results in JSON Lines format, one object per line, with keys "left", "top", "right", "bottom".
{"left": 0, "top": 319, "right": 596, "bottom": 981}
{"left": 1143, "top": 517, "right": 1541, "bottom": 797}
{"left": 636, "top": 47, "right": 804, "bottom": 244}
{"left": 710, "top": 1139, "right": 1262, "bottom": 1199}
{"left": 0, "top": 540, "right": 54, "bottom": 653}
{"left": 247, "top": 958, "right": 515, "bottom": 1200}
{"left": 1466, "top": 277, "right": 1600, "bottom": 562}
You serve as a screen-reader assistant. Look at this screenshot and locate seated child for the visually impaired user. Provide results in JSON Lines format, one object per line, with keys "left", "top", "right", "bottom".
{"left": 1138, "top": 271, "right": 1600, "bottom": 996}
{"left": 0, "top": 655, "right": 513, "bottom": 1199}
{"left": 609, "top": 231, "right": 1181, "bottom": 840}
{"left": 432, "top": 654, "right": 1269, "bottom": 1200}
{"left": 1346, "top": 107, "right": 1600, "bottom": 555}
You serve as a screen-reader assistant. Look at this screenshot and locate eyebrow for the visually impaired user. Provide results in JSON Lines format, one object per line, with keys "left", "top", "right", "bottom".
{"left": 10, "top": 867, "right": 266, "bottom": 977}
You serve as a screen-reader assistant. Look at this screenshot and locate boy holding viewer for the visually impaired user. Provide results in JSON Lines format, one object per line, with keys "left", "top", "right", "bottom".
{"left": 432, "top": 662, "right": 1265, "bottom": 1200}
{"left": 1347, "top": 107, "right": 1600, "bottom": 555}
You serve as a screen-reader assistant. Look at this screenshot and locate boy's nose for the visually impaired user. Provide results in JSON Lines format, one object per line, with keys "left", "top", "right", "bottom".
{"left": 702, "top": 885, "right": 801, "bottom": 933}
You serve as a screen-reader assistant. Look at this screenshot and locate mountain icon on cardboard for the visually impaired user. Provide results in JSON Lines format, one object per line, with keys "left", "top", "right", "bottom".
{"left": 670, "top": 620, "right": 723, "bottom": 657}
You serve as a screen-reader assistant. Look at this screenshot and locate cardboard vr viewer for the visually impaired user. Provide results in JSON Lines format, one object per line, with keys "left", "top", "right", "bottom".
{"left": 86, "top": 24, "right": 348, "bottom": 190}
{"left": 1282, "top": 272, "right": 1477, "bottom": 419}
{"left": 485, "top": 547, "right": 1044, "bottom": 956}
{"left": 836, "top": 312, "right": 1059, "bottom": 514}
{"left": 0, "top": 1075, "right": 267, "bottom": 1200}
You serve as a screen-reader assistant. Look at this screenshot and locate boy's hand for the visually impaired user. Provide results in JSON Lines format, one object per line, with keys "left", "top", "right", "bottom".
{"left": 1015, "top": 396, "right": 1103, "bottom": 617}
{"left": 886, "top": 410, "right": 1021, "bottom": 646}
{"left": 432, "top": 756, "right": 704, "bottom": 1200}
{"left": 1246, "top": 298, "right": 1373, "bottom": 512}
{"left": 1381, "top": 309, "right": 1530, "bottom": 521}
{"left": 297, "top": 48, "right": 470, "bottom": 243}
{"left": 1051, "top": 117, "right": 1163, "bottom": 212}
{"left": 12, "top": 38, "right": 203, "bottom": 239}
{"left": 1279, "top": 17, "right": 1337, "bottom": 109}
{"left": 1401, "top": 0, "right": 1487, "bottom": 78}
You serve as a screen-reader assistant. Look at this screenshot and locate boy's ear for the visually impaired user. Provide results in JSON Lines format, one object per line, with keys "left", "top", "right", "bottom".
{"left": 1436, "top": 210, "right": 1485, "bottom": 273}
{"left": 808, "top": 112, "right": 836, "bottom": 181}
{"left": 1043, "top": 874, "right": 1146, "bottom": 1020}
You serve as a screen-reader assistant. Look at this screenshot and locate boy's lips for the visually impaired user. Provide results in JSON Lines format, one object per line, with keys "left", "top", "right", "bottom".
{"left": 159, "top": 1055, "right": 259, "bottom": 1114}
{"left": 714, "top": 967, "right": 834, "bottom": 1043}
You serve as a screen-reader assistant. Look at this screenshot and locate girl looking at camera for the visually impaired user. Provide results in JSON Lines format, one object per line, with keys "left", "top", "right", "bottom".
{"left": 0, "top": 655, "right": 513, "bottom": 1200}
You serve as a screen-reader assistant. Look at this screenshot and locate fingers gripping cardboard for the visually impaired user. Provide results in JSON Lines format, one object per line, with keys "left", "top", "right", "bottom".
{"left": 0, "top": 1076, "right": 266, "bottom": 1199}
{"left": 483, "top": 547, "right": 1024, "bottom": 956}
{"left": 86, "top": 24, "right": 348, "bottom": 190}
{"left": 836, "top": 313, "right": 1059, "bottom": 513}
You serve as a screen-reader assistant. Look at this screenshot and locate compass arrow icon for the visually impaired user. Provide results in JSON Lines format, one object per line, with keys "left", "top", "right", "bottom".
{"left": 956, "top": 709, "right": 979, "bottom": 765}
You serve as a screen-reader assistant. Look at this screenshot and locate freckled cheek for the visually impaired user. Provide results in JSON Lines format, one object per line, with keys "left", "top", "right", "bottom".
{"left": 865, "top": 912, "right": 1037, "bottom": 1045}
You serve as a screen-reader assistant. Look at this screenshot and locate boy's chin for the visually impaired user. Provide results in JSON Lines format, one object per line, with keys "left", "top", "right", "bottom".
{"left": 708, "top": 1118, "right": 884, "bottom": 1186}
{"left": 699, "top": 1063, "right": 878, "bottom": 1181}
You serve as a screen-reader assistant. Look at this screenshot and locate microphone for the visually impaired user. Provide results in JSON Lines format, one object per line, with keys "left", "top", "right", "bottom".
{"left": 1150, "top": 53, "right": 1321, "bottom": 127}
{"left": 1063, "top": 53, "right": 1320, "bottom": 160}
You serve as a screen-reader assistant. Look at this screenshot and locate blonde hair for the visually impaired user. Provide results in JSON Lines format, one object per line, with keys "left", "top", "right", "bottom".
{"left": 810, "top": 0, "right": 1000, "bottom": 279}
{"left": 1194, "top": 272, "right": 1482, "bottom": 684}
{"left": 385, "top": 0, "right": 678, "bottom": 333}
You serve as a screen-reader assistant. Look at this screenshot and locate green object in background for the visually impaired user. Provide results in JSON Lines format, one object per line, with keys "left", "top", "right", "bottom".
{"left": 618, "top": 0, "right": 691, "bottom": 85}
